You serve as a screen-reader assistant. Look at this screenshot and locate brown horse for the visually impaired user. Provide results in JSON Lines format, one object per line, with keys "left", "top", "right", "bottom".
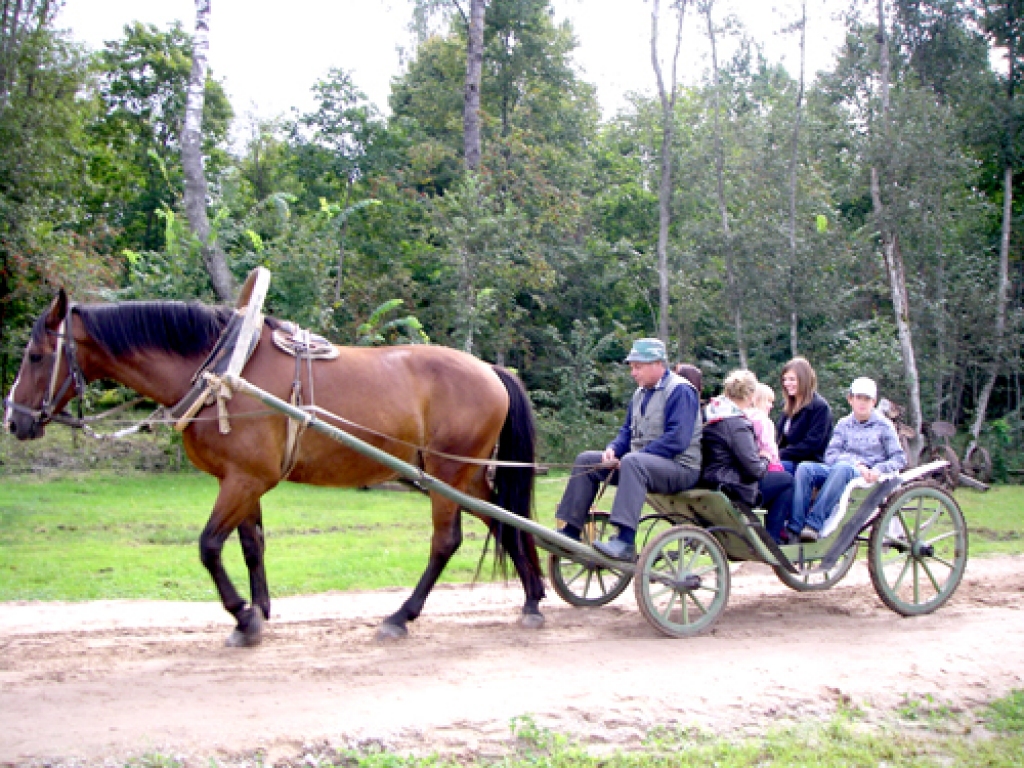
{"left": 3, "top": 290, "right": 545, "bottom": 645}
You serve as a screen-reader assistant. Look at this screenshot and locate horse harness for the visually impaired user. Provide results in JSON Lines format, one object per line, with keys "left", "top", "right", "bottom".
{"left": 3, "top": 304, "right": 87, "bottom": 430}
{"left": 167, "top": 315, "right": 339, "bottom": 480}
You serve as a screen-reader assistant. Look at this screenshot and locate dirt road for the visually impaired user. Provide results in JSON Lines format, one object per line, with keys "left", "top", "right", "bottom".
{"left": 2, "top": 555, "right": 1023, "bottom": 766}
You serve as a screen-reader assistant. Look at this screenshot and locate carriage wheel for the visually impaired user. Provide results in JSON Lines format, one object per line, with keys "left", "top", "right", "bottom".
{"left": 868, "top": 481, "right": 968, "bottom": 617}
{"left": 637, "top": 513, "right": 676, "bottom": 550}
{"left": 963, "top": 446, "right": 992, "bottom": 484}
{"left": 928, "top": 445, "right": 961, "bottom": 489}
{"left": 773, "top": 541, "right": 859, "bottom": 592}
{"left": 634, "top": 525, "right": 730, "bottom": 638}
{"left": 548, "top": 511, "right": 632, "bottom": 607}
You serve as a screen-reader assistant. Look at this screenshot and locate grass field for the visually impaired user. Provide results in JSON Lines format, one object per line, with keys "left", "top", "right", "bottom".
{"left": 0, "top": 469, "right": 1019, "bottom": 602}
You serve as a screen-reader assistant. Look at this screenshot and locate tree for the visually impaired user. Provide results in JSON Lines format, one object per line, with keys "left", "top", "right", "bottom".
{"left": 872, "top": 0, "right": 925, "bottom": 461}
{"left": 0, "top": 1, "right": 117, "bottom": 391}
{"left": 650, "top": 0, "right": 687, "bottom": 342}
{"left": 701, "top": 0, "right": 748, "bottom": 367}
{"left": 785, "top": 0, "right": 807, "bottom": 356}
{"left": 182, "top": 0, "right": 233, "bottom": 301}
{"left": 292, "top": 68, "right": 384, "bottom": 303}
{"left": 970, "top": 0, "right": 1022, "bottom": 452}
{"left": 464, "top": 0, "right": 486, "bottom": 169}
{"left": 89, "top": 21, "right": 233, "bottom": 254}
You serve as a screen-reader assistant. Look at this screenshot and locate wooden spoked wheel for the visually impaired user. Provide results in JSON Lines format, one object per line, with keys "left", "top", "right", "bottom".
{"left": 634, "top": 525, "right": 730, "bottom": 638}
{"left": 774, "top": 541, "right": 859, "bottom": 592}
{"left": 928, "top": 445, "right": 961, "bottom": 489}
{"left": 963, "top": 445, "right": 992, "bottom": 484}
{"left": 548, "top": 511, "right": 632, "bottom": 607}
{"left": 868, "top": 482, "right": 968, "bottom": 616}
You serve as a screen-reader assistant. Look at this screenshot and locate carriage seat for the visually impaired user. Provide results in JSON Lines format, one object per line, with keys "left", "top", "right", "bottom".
{"left": 644, "top": 488, "right": 741, "bottom": 531}
{"left": 817, "top": 459, "right": 952, "bottom": 537}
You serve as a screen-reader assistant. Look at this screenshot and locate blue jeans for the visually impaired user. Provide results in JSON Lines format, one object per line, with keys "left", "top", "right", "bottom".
{"left": 758, "top": 471, "right": 794, "bottom": 542}
{"left": 789, "top": 461, "right": 859, "bottom": 535}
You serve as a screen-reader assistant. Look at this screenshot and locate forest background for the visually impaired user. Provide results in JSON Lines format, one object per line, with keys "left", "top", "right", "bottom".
{"left": 1, "top": 0, "right": 1022, "bottom": 477}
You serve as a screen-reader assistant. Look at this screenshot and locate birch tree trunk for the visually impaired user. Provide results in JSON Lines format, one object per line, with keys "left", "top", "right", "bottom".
{"left": 969, "top": 6, "right": 1017, "bottom": 454}
{"left": 872, "top": 0, "right": 923, "bottom": 462}
{"left": 968, "top": 164, "right": 1012, "bottom": 451}
{"left": 463, "top": 0, "right": 486, "bottom": 171}
{"left": 786, "top": 0, "right": 807, "bottom": 358}
{"left": 651, "top": 0, "right": 687, "bottom": 343}
{"left": 703, "top": 0, "right": 747, "bottom": 367}
{"left": 182, "top": 0, "right": 234, "bottom": 302}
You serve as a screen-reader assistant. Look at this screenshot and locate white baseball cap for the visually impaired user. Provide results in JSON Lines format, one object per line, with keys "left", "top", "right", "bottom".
{"left": 849, "top": 377, "right": 877, "bottom": 399}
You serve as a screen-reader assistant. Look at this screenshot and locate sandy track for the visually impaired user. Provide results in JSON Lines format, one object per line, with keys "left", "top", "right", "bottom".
{"left": 2, "top": 555, "right": 1023, "bottom": 766}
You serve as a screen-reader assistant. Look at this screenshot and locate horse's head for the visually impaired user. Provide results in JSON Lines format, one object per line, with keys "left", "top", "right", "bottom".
{"left": 4, "top": 289, "right": 84, "bottom": 441}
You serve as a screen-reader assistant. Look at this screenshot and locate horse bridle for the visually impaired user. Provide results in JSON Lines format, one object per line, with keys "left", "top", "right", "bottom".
{"left": 3, "top": 303, "right": 87, "bottom": 431}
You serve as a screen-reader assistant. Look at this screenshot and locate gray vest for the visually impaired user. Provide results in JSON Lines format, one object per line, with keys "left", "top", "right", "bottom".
{"left": 629, "top": 372, "right": 703, "bottom": 470}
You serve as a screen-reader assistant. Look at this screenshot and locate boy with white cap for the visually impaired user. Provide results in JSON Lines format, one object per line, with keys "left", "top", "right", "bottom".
{"left": 788, "top": 376, "right": 906, "bottom": 542}
{"left": 555, "top": 338, "right": 702, "bottom": 561}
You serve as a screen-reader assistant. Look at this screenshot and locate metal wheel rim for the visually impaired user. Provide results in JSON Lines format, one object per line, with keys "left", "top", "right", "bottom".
{"left": 635, "top": 525, "right": 730, "bottom": 638}
{"left": 869, "top": 484, "right": 968, "bottom": 616}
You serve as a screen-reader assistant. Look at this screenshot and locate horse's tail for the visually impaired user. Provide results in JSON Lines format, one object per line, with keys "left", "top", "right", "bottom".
{"left": 490, "top": 366, "right": 544, "bottom": 584}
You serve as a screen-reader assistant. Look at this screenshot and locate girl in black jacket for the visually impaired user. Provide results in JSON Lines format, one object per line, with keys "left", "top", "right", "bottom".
{"left": 776, "top": 357, "right": 833, "bottom": 469}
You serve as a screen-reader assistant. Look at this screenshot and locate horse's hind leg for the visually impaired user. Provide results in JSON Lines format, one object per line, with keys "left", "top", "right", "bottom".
{"left": 378, "top": 495, "right": 462, "bottom": 641}
{"left": 496, "top": 523, "right": 546, "bottom": 628}
{"left": 200, "top": 476, "right": 270, "bottom": 647}
{"left": 238, "top": 505, "right": 270, "bottom": 621}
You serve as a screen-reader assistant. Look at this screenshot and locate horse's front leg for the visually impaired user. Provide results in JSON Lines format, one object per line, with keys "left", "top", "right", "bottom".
{"left": 200, "top": 477, "right": 268, "bottom": 647}
{"left": 378, "top": 496, "right": 462, "bottom": 641}
{"left": 238, "top": 505, "right": 270, "bottom": 621}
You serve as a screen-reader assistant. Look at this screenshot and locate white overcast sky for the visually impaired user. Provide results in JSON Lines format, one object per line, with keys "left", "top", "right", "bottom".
{"left": 56, "top": 0, "right": 847, "bottom": 127}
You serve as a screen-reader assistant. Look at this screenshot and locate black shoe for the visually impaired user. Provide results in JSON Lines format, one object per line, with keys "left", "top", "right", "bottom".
{"left": 593, "top": 536, "right": 636, "bottom": 562}
{"left": 556, "top": 527, "right": 581, "bottom": 543}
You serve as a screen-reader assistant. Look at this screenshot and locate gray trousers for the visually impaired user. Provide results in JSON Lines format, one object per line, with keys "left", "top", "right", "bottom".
{"left": 556, "top": 450, "right": 700, "bottom": 532}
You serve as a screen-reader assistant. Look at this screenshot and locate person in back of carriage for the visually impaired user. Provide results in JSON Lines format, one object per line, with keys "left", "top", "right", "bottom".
{"left": 700, "top": 368, "right": 794, "bottom": 540}
{"left": 776, "top": 357, "right": 833, "bottom": 473}
{"left": 699, "top": 370, "right": 777, "bottom": 518}
{"left": 555, "top": 338, "right": 702, "bottom": 562}
{"left": 788, "top": 377, "right": 907, "bottom": 543}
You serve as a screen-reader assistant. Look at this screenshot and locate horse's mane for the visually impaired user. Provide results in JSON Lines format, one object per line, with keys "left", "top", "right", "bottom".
{"left": 53, "top": 301, "right": 234, "bottom": 359}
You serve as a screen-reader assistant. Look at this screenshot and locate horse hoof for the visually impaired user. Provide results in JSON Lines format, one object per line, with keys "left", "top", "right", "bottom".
{"left": 225, "top": 607, "right": 264, "bottom": 648}
{"left": 519, "top": 612, "right": 545, "bottom": 630}
{"left": 376, "top": 622, "right": 408, "bottom": 642}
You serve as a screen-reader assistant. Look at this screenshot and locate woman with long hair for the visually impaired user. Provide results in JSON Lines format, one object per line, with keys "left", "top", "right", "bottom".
{"left": 776, "top": 357, "right": 833, "bottom": 473}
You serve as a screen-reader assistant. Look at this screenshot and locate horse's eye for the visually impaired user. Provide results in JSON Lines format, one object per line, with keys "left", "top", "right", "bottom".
{"left": 29, "top": 353, "right": 43, "bottom": 364}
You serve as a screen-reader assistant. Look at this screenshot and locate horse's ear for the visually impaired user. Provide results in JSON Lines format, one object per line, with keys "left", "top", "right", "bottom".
{"left": 46, "top": 289, "right": 69, "bottom": 329}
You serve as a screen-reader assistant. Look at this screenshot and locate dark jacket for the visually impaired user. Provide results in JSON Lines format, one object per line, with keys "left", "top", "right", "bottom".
{"left": 776, "top": 392, "right": 833, "bottom": 465}
{"left": 699, "top": 397, "right": 768, "bottom": 508}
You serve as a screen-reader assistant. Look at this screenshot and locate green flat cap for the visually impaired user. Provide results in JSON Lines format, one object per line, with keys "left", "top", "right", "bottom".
{"left": 624, "top": 337, "right": 667, "bottom": 363}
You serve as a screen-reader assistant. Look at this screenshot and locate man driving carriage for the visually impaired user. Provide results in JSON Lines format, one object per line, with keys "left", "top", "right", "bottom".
{"left": 555, "top": 338, "right": 702, "bottom": 562}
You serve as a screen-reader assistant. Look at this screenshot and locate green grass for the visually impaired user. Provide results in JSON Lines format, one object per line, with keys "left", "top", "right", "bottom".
{"left": 0, "top": 471, "right": 1019, "bottom": 602}
{"left": 0, "top": 471, "right": 570, "bottom": 601}
{"left": 118, "top": 690, "right": 1024, "bottom": 768}
{"left": 955, "top": 485, "right": 1024, "bottom": 555}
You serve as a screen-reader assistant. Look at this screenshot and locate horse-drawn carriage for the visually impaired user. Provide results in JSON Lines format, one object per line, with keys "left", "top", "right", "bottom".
{"left": 547, "top": 466, "right": 967, "bottom": 637}
{"left": 3, "top": 269, "right": 969, "bottom": 642}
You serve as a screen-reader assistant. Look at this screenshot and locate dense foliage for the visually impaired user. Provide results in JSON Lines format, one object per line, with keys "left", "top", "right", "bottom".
{"left": 1, "top": 0, "right": 1021, "bottom": 470}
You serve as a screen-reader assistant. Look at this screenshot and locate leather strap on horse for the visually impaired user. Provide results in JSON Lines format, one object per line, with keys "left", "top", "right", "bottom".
{"left": 168, "top": 268, "right": 270, "bottom": 435}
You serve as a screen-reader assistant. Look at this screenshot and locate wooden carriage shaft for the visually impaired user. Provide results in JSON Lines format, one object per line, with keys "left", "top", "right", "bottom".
{"left": 223, "top": 374, "right": 632, "bottom": 572}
